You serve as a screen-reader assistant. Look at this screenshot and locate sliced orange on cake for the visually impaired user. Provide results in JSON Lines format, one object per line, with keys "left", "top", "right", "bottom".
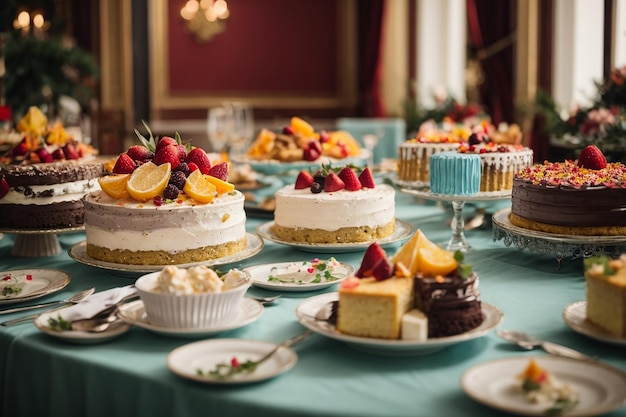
{"left": 183, "top": 169, "right": 217, "bottom": 203}
{"left": 204, "top": 175, "right": 235, "bottom": 195}
{"left": 99, "top": 174, "right": 131, "bottom": 199}
{"left": 391, "top": 229, "right": 440, "bottom": 275}
{"left": 127, "top": 162, "right": 171, "bottom": 202}
{"left": 416, "top": 245, "right": 458, "bottom": 277}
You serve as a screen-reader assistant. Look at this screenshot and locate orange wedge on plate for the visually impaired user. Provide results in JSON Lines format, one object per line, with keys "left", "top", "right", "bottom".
{"left": 183, "top": 170, "right": 217, "bottom": 203}
{"left": 126, "top": 162, "right": 171, "bottom": 202}
{"left": 99, "top": 174, "right": 131, "bottom": 199}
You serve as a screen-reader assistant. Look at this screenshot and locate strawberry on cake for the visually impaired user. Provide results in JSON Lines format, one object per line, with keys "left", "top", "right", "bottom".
{"left": 83, "top": 124, "right": 247, "bottom": 265}
{"left": 272, "top": 165, "right": 395, "bottom": 244}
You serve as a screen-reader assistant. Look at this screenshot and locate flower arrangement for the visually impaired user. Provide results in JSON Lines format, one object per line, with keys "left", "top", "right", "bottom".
{"left": 537, "top": 65, "right": 626, "bottom": 162}
{"left": 403, "top": 95, "right": 485, "bottom": 136}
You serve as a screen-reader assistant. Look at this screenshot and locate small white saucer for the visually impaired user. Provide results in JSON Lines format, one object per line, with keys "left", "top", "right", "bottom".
{"left": 34, "top": 308, "right": 131, "bottom": 344}
{"left": 462, "top": 355, "right": 626, "bottom": 416}
{"left": 244, "top": 260, "right": 354, "bottom": 292}
{"left": 117, "top": 298, "right": 263, "bottom": 338}
{"left": 168, "top": 338, "right": 297, "bottom": 384}
{"left": 563, "top": 301, "right": 626, "bottom": 346}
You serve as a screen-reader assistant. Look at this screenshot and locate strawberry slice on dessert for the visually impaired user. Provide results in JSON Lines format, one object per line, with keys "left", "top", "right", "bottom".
{"left": 208, "top": 162, "right": 229, "bottom": 181}
{"left": 358, "top": 167, "right": 375, "bottom": 188}
{"left": 355, "top": 242, "right": 387, "bottom": 277}
{"left": 338, "top": 167, "right": 362, "bottom": 191}
{"left": 324, "top": 172, "right": 345, "bottom": 192}
{"left": 295, "top": 171, "right": 314, "bottom": 189}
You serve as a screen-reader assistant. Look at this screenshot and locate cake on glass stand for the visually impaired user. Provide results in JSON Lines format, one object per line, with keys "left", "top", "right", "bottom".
{"left": 399, "top": 186, "right": 511, "bottom": 251}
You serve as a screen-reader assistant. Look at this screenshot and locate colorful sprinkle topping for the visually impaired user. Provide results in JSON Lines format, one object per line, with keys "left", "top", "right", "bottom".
{"left": 515, "top": 160, "right": 626, "bottom": 189}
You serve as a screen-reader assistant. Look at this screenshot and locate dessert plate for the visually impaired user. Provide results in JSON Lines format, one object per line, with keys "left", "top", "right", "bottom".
{"left": 0, "top": 269, "right": 71, "bottom": 305}
{"left": 295, "top": 292, "right": 503, "bottom": 356}
{"left": 117, "top": 298, "right": 263, "bottom": 338}
{"left": 563, "top": 301, "right": 626, "bottom": 346}
{"left": 244, "top": 260, "right": 354, "bottom": 292}
{"left": 167, "top": 338, "right": 297, "bottom": 384}
{"left": 256, "top": 219, "right": 413, "bottom": 254}
{"left": 461, "top": 355, "right": 626, "bottom": 416}
{"left": 34, "top": 307, "right": 131, "bottom": 344}
{"left": 232, "top": 150, "right": 370, "bottom": 176}
{"left": 68, "top": 233, "right": 264, "bottom": 276}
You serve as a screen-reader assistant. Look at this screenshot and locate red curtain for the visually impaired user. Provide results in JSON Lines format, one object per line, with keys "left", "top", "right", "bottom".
{"left": 357, "top": 0, "right": 386, "bottom": 117}
{"left": 466, "top": 0, "right": 516, "bottom": 124}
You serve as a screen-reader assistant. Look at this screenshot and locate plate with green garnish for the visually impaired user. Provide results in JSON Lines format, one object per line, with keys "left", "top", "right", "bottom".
{"left": 243, "top": 258, "right": 354, "bottom": 292}
{"left": 0, "top": 269, "right": 70, "bottom": 305}
{"left": 168, "top": 338, "right": 297, "bottom": 384}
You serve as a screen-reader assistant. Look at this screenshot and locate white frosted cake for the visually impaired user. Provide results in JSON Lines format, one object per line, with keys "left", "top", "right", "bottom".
{"left": 272, "top": 166, "right": 395, "bottom": 243}
{"left": 429, "top": 151, "right": 481, "bottom": 196}
{"left": 84, "top": 190, "right": 247, "bottom": 265}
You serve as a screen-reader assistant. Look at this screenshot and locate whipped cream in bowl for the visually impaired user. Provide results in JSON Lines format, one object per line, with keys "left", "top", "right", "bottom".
{"left": 135, "top": 265, "right": 251, "bottom": 329}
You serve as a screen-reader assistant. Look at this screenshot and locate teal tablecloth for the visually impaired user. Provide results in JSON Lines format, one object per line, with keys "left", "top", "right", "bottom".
{"left": 1, "top": 192, "right": 624, "bottom": 417}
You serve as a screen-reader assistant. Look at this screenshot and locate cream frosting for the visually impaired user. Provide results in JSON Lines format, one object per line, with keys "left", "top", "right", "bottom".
{"left": 273, "top": 184, "right": 395, "bottom": 231}
{"left": 83, "top": 190, "right": 246, "bottom": 253}
{"left": 0, "top": 179, "right": 101, "bottom": 205}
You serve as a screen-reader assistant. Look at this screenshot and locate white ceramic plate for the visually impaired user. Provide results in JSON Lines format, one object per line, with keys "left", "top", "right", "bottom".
{"left": 295, "top": 292, "right": 503, "bottom": 355}
{"left": 461, "top": 355, "right": 626, "bottom": 416}
{"left": 67, "top": 233, "right": 264, "bottom": 276}
{"left": 232, "top": 150, "right": 370, "bottom": 176}
{"left": 244, "top": 260, "right": 354, "bottom": 292}
{"left": 256, "top": 219, "right": 412, "bottom": 254}
{"left": 563, "top": 301, "right": 626, "bottom": 346}
{"left": 167, "top": 338, "right": 298, "bottom": 384}
{"left": 34, "top": 307, "right": 131, "bottom": 344}
{"left": 117, "top": 298, "right": 263, "bottom": 338}
{"left": 0, "top": 269, "right": 71, "bottom": 305}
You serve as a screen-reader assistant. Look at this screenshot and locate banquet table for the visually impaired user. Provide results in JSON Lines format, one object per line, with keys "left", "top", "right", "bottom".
{"left": 1, "top": 190, "right": 625, "bottom": 417}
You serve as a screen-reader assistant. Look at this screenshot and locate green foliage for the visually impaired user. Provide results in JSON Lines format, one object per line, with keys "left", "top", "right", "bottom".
{"left": 2, "top": 31, "right": 99, "bottom": 120}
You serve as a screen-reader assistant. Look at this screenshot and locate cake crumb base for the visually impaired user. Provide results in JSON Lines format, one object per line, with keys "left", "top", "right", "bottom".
{"left": 509, "top": 213, "right": 626, "bottom": 236}
{"left": 272, "top": 221, "right": 395, "bottom": 244}
{"left": 86, "top": 238, "right": 247, "bottom": 265}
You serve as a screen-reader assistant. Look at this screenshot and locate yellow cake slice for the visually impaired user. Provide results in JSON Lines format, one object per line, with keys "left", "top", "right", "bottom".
{"left": 584, "top": 254, "right": 626, "bottom": 337}
{"left": 337, "top": 276, "right": 414, "bottom": 339}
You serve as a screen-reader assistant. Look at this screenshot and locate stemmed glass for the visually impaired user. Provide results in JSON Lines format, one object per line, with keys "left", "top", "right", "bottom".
{"left": 223, "top": 101, "right": 254, "bottom": 158}
{"left": 362, "top": 129, "right": 383, "bottom": 168}
{"left": 207, "top": 107, "right": 231, "bottom": 154}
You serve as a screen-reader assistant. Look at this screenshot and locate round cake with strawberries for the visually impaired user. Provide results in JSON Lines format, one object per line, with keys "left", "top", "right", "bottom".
{"left": 272, "top": 165, "right": 395, "bottom": 243}
{"left": 0, "top": 107, "right": 103, "bottom": 230}
{"left": 510, "top": 145, "right": 626, "bottom": 236}
{"left": 83, "top": 125, "right": 247, "bottom": 265}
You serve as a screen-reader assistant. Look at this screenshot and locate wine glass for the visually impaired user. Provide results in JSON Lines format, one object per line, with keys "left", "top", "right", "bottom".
{"left": 207, "top": 107, "right": 231, "bottom": 154}
{"left": 223, "top": 101, "right": 254, "bottom": 159}
{"left": 362, "top": 129, "right": 384, "bottom": 168}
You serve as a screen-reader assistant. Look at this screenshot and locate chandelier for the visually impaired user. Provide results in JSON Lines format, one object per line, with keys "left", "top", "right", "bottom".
{"left": 180, "top": 0, "right": 230, "bottom": 43}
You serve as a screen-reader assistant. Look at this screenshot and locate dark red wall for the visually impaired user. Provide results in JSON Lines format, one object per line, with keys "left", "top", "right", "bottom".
{"left": 166, "top": 0, "right": 339, "bottom": 95}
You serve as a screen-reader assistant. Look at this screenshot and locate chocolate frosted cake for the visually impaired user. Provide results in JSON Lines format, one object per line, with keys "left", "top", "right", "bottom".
{"left": 415, "top": 272, "right": 483, "bottom": 337}
{"left": 0, "top": 159, "right": 104, "bottom": 229}
{"left": 511, "top": 157, "right": 626, "bottom": 236}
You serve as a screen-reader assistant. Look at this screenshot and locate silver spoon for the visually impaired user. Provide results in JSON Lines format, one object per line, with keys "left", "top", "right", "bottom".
{"left": 497, "top": 329, "right": 594, "bottom": 361}
{"left": 248, "top": 295, "right": 281, "bottom": 305}
{"left": 0, "top": 287, "right": 96, "bottom": 326}
{"left": 71, "top": 315, "right": 122, "bottom": 333}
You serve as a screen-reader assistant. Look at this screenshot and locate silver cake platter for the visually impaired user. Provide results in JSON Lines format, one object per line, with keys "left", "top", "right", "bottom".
{"left": 492, "top": 208, "right": 626, "bottom": 264}
{"left": 0, "top": 226, "right": 84, "bottom": 257}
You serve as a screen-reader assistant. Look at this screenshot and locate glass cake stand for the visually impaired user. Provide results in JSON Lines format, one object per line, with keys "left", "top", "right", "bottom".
{"left": 0, "top": 226, "right": 84, "bottom": 257}
{"left": 399, "top": 187, "right": 511, "bottom": 252}
{"left": 492, "top": 208, "right": 626, "bottom": 266}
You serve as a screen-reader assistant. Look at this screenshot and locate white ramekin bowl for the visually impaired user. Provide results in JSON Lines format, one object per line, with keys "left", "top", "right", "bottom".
{"left": 134, "top": 270, "right": 250, "bottom": 328}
